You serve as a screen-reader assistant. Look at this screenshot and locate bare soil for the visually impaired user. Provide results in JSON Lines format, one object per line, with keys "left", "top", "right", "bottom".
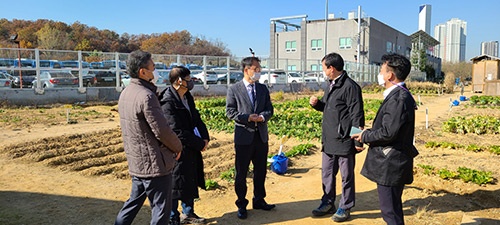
{"left": 0, "top": 89, "right": 499, "bottom": 225}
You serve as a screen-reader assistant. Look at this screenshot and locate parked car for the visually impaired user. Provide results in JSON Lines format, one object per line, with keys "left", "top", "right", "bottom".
{"left": 287, "top": 72, "right": 304, "bottom": 83}
{"left": 0, "top": 71, "right": 12, "bottom": 88}
{"left": 94, "top": 70, "right": 124, "bottom": 87}
{"left": 9, "top": 70, "right": 37, "bottom": 88}
{"left": 57, "top": 61, "right": 95, "bottom": 87}
{"left": 32, "top": 71, "right": 78, "bottom": 88}
{"left": 259, "top": 69, "right": 287, "bottom": 84}
{"left": 216, "top": 71, "right": 244, "bottom": 84}
{"left": 303, "top": 71, "right": 323, "bottom": 82}
{"left": 192, "top": 70, "right": 218, "bottom": 84}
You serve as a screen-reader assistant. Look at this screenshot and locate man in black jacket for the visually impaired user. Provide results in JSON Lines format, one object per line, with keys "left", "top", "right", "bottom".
{"left": 352, "top": 53, "right": 418, "bottom": 225}
{"left": 160, "top": 66, "right": 210, "bottom": 225}
{"left": 310, "top": 52, "right": 365, "bottom": 222}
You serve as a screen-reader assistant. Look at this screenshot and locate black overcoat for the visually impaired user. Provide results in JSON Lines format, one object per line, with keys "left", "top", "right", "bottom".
{"left": 160, "top": 86, "right": 209, "bottom": 199}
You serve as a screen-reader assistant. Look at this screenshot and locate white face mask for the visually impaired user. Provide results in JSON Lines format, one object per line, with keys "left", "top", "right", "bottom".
{"left": 251, "top": 72, "right": 261, "bottom": 82}
{"left": 322, "top": 71, "right": 328, "bottom": 80}
{"left": 151, "top": 70, "right": 160, "bottom": 84}
{"left": 377, "top": 73, "right": 385, "bottom": 86}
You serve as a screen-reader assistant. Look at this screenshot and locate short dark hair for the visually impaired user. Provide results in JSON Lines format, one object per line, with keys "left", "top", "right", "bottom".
{"left": 381, "top": 53, "right": 411, "bottom": 81}
{"left": 127, "top": 50, "right": 152, "bottom": 78}
{"left": 322, "top": 52, "right": 344, "bottom": 72}
{"left": 169, "top": 66, "right": 191, "bottom": 84}
{"left": 240, "top": 56, "right": 261, "bottom": 73}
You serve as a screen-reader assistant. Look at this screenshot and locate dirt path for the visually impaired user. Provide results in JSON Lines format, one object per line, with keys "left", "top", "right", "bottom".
{"left": 0, "top": 91, "right": 497, "bottom": 225}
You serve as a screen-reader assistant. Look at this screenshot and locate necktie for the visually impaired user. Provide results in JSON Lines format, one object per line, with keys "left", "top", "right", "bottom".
{"left": 250, "top": 84, "right": 256, "bottom": 108}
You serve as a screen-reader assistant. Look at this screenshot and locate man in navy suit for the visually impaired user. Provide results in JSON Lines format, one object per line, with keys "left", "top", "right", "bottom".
{"left": 226, "top": 56, "right": 274, "bottom": 220}
{"left": 352, "top": 53, "right": 418, "bottom": 225}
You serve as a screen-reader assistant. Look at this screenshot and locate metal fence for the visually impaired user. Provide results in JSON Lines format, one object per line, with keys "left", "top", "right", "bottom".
{"left": 0, "top": 48, "right": 379, "bottom": 91}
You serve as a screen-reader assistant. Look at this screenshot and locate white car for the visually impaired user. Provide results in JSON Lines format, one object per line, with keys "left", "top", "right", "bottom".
{"left": 287, "top": 72, "right": 304, "bottom": 83}
{"left": 192, "top": 70, "right": 218, "bottom": 84}
{"left": 259, "top": 69, "right": 286, "bottom": 84}
{"left": 303, "top": 71, "right": 324, "bottom": 83}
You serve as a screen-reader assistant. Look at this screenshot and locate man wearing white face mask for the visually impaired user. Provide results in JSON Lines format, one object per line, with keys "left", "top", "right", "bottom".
{"left": 159, "top": 66, "right": 210, "bottom": 225}
{"left": 309, "top": 52, "right": 365, "bottom": 223}
{"left": 352, "top": 53, "right": 418, "bottom": 225}
{"left": 151, "top": 69, "right": 161, "bottom": 85}
{"left": 226, "top": 56, "right": 274, "bottom": 220}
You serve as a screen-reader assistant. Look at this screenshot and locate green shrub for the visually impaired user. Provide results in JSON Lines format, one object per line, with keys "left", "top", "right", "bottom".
{"left": 457, "top": 167, "right": 493, "bottom": 185}
{"left": 205, "top": 179, "right": 219, "bottom": 190}
{"left": 220, "top": 167, "right": 236, "bottom": 182}
{"left": 417, "top": 164, "right": 435, "bottom": 175}
{"left": 489, "top": 145, "right": 500, "bottom": 155}
{"left": 285, "top": 143, "right": 315, "bottom": 157}
{"left": 438, "top": 168, "right": 458, "bottom": 179}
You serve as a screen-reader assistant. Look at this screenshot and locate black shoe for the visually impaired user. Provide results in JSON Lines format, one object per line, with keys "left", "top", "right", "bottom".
{"left": 252, "top": 199, "right": 276, "bottom": 211}
{"left": 169, "top": 217, "right": 181, "bottom": 225}
{"left": 237, "top": 208, "right": 247, "bottom": 219}
{"left": 312, "top": 202, "right": 336, "bottom": 217}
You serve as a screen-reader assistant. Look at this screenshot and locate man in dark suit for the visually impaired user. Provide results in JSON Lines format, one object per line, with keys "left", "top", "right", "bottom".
{"left": 226, "top": 56, "right": 274, "bottom": 220}
{"left": 309, "top": 52, "right": 365, "bottom": 222}
{"left": 352, "top": 53, "right": 418, "bottom": 225}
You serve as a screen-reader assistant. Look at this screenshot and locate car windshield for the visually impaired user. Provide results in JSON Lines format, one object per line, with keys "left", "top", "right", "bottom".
{"left": 289, "top": 73, "right": 300, "bottom": 77}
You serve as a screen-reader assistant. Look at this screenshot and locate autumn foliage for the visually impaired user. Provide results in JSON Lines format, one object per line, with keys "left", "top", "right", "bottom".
{"left": 0, "top": 19, "right": 230, "bottom": 56}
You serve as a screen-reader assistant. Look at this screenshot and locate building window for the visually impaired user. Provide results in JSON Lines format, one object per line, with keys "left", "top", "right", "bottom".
{"left": 339, "top": 38, "right": 352, "bottom": 49}
{"left": 311, "top": 64, "right": 319, "bottom": 71}
{"left": 285, "top": 41, "right": 297, "bottom": 52}
{"left": 287, "top": 65, "right": 297, "bottom": 71}
{"left": 386, "top": 41, "right": 393, "bottom": 53}
{"left": 311, "top": 39, "right": 323, "bottom": 51}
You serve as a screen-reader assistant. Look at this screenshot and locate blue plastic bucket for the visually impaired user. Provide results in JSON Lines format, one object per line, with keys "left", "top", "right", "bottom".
{"left": 270, "top": 153, "right": 288, "bottom": 175}
{"left": 452, "top": 100, "right": 460, "bottom": 106}
{"left": 459, "top": 96, "right": 466, "bottom": 101}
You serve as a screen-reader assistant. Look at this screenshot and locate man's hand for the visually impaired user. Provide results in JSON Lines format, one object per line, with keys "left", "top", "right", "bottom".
{"left": 175, "top": 151, "right": 182, "bottom": 160}
{"left": 201, "top": 139, "right": 209, "bottom": 152}
{"left": 249, "top": 114, "right": 260, "bottom": 122}
{"left": 309, "top": 96, "right": 318, "bottom": 106}
{"left": 355, "top": 146, "right": 365, "bottom": 152}
{"left": 351, "top": 130, "right": 363, "bottom": 142}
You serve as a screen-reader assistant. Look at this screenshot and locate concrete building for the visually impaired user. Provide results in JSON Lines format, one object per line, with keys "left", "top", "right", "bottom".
{"left": 419, "top": 4, "right": 432, "bottom": 34}
{"left": 434, "top": 18, "right": 467, "bottom": 63}
{"left": 269, "top": 13, "right": 411, "bottom": 71}
{"left": 481, "top": 41, "right": 499, "bottom": 57}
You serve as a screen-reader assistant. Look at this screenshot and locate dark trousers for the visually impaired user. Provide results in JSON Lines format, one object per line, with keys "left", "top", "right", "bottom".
{"left": 115, "top": 174, "right": 173, "bottom": 225}
{"left": 377, "top": 184, "right": 405, "bottom": 225}
{"left": 321, "top": 152, "right": 355, "bottom": 210}
{"left": 234, "top": 131, "right": 269, "bottom": 208}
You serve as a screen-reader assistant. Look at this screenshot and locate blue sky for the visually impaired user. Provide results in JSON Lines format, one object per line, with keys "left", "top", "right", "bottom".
{"left": 2, "top": 0, "right": 498, "bottom": 60}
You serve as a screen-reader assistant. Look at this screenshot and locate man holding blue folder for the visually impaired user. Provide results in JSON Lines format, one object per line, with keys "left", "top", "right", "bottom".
{"left": 310, "top": 52, "right": 365, "bottom": 222}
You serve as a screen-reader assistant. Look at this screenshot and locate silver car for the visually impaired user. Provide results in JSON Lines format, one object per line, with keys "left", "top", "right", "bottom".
{"left": 0, "top": 71, "right": 12, "bottom": 88}
{"left": 32, "top": 71, "right": 78, "bottom": 88}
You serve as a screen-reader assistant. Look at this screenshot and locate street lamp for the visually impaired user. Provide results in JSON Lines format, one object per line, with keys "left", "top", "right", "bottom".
{"left": 10, "top": 34, "right": 22, "bottom": 89}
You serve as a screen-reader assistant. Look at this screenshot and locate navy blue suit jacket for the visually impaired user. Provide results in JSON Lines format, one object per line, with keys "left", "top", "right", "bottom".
{"left": 226, "top": 81, "right": 273, "bottom": 145}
